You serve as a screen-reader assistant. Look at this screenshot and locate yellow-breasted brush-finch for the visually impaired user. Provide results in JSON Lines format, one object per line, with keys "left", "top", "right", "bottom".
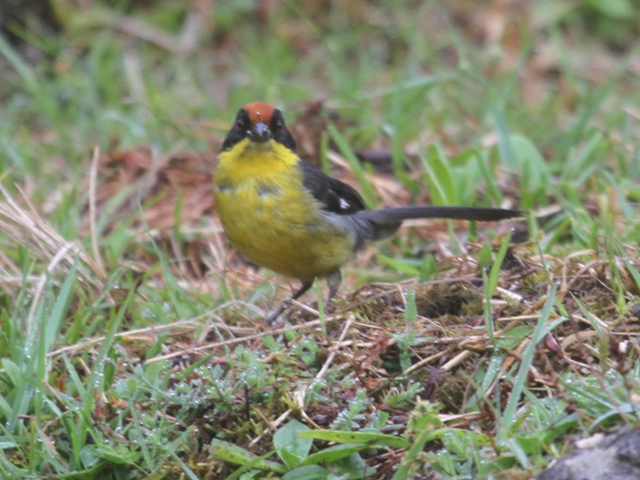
{"left": 214, "top": 102, "right": 523, "bottom": 324}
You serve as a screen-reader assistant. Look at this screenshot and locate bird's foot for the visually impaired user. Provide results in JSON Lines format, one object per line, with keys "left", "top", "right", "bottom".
{"left": 264, "top": 301, "right": 289, "bottom": 327}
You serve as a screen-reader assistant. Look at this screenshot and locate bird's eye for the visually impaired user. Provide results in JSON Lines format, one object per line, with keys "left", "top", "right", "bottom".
{"left": 236, "top": 120, "right": 245, "bottom": 129}
{"left": 275, "top": 121, "right": 284, "bottom": 131}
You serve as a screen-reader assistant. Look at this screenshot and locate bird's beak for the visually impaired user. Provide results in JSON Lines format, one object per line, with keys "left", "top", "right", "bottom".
{"left": 249, "top": 121, "right": 271, "bottom": 143}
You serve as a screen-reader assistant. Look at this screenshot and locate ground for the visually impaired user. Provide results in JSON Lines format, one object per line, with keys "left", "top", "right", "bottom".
{"left": 1, "top": 1, "right": 640, "bottom": 479}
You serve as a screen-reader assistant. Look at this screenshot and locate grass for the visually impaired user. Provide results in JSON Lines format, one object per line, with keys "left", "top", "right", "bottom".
{"left": 2, "top": 0, "right": 640, "bottom": 478}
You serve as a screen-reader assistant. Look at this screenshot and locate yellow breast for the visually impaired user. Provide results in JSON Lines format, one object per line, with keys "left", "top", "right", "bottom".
{"left": 214, "top": 139, "right": 355, "bottom": 280}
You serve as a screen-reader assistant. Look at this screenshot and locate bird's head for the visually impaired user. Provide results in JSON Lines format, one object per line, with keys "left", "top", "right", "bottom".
{"left": 221, "top": 102, "right": 297, "bottom": 152}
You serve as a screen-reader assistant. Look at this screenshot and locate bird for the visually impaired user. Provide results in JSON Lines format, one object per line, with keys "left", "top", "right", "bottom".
{"left": 214, "top": 102, "right": 523, "bottom": 325}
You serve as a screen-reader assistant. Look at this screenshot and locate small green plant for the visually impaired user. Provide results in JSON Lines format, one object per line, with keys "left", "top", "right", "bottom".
{"left": 212, "top": 418, "right": 406, "bottom": 479}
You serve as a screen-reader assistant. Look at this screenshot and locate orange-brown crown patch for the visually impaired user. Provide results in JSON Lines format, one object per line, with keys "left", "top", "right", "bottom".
{"left": 243, "top": 102, "right": 276, "bottom": 125}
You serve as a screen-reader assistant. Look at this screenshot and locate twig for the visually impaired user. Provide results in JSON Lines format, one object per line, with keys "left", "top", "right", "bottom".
{"left": 145, "top": 313, "right": 343, "bottom": 364}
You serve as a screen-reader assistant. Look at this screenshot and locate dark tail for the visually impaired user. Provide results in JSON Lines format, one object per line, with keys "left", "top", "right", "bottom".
{"left": 360, "top": 206, "right": 525, "bottom": 223}
{"left": 346, "top": 206, "right": 524, "bottom": 249}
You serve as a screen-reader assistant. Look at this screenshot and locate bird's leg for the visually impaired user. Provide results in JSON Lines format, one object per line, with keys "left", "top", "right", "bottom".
{"left": 324, "top": 269, "right": 342, "bottom": 313}
{"left": 264, "top": 280, "right": 314, "bottom": 326}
